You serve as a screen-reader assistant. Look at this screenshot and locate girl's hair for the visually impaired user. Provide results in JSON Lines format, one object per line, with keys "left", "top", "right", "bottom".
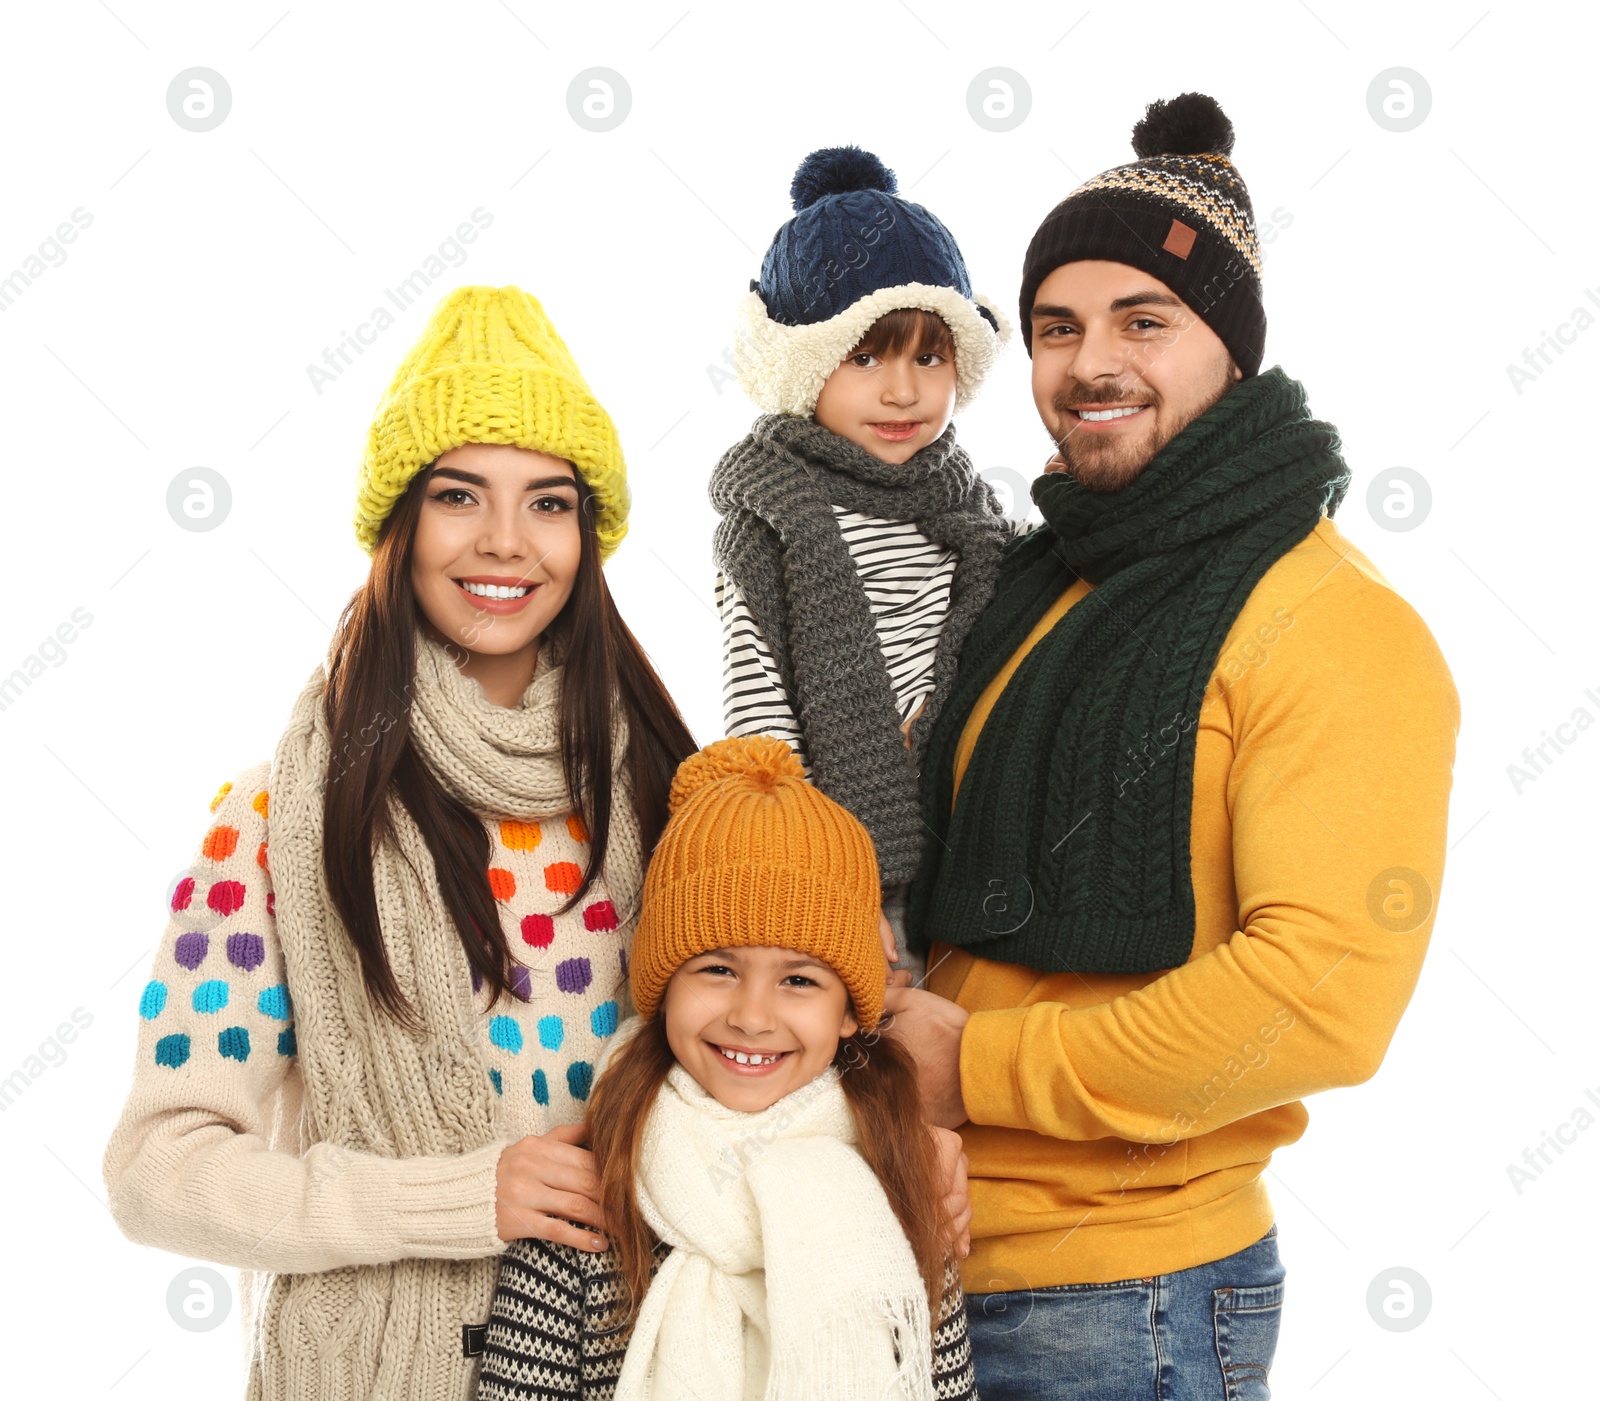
{"left": 588, "top": 1010, "right": 948, "bottom": 1328}
{"left": 850, "top": 308, "right": 956, "bottom": 362}
{"left": 321, "top": 466, "right": 697, "bottom": 1024}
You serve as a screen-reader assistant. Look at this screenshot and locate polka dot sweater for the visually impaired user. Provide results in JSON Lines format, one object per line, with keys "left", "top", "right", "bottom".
{"left": 104, "top": 761, "right": 634, "bottom": 1274}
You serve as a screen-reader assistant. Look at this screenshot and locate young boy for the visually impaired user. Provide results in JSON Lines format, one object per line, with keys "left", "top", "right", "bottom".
{"left": 712, "top": 146, "right": 1013, "bottom": 977}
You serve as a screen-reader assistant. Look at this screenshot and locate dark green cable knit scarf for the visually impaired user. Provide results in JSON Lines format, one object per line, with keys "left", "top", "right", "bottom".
{"left": 711, "top": 414, "right": 1011, "bottom": 886}
{"left": 906, "top": 368, "right": 1351, "bottom": 972}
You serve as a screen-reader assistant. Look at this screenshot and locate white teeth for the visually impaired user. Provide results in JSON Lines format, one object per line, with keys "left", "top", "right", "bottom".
{"left": 462, "top": 581, "right": 531, "bottom": 599}
{"left": 720, "top": 1047, "right": 779, "bottom": 1066}
{"left": 1079, "top": 406, "right": 1145, "bottom": 422}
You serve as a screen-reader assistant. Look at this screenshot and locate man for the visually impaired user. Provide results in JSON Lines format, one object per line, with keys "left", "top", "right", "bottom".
{"left": 884, "top": 93, "right": 1459, "bottom": 1400}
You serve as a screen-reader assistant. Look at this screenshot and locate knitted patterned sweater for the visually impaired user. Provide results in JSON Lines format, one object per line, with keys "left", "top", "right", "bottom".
{"left": 475, "top": 1240, "right": 978, "bottom": 1399}
{"left": 104, "top": 762, "right": 630, "bottom": 1278}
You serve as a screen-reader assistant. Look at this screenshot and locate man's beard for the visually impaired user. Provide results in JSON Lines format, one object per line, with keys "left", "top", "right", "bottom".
{"left": 1051, "top": 365, "right": 1234, "bottom": 493}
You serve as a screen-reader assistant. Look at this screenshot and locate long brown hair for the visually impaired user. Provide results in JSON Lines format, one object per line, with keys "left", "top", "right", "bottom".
{"left": 321, "top": 467, "right": 697, "bottom": 1024}
{"left": 588, "top": 1012, "right": 949, "bottom": 1329}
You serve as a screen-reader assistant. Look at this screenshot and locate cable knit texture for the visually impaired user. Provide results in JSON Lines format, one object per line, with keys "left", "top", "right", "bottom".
{"left": 710, "top": 415, "right": 1010, "bottom": 885}
{"left": 103, "top": 629, "right": 645, "bottom": 1401}
{"left": 909, "top": 368, "right": 1351, "bottom": 974}
{"left": 614, "top": 1065, "right": 934, "bottom": 1401}
{"left": 355, "top": 285, "right": 630, "bottom": 558}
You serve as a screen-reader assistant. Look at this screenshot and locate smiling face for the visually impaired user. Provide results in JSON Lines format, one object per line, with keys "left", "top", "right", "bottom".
{"left": 813, "top": 311, "right": 958, "bottom": 465}
{"left": 662, "top": 945, "right": 860, "bottom": 1112}
{"left": 1030, "top": 260, "right": 1241, "bottom": 492}
{"left": 409, "top": 443, "right": 583, "bottom": 702}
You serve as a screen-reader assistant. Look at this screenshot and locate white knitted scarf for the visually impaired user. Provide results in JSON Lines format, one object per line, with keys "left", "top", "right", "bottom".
{"left": 614, "top": 1064, "right": 934, "bottom": 1401}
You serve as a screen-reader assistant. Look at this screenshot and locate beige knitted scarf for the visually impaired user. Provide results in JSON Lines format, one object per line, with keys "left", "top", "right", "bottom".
{"left": 615, "top": 1064, "right": 934, "bottom": 1401}
{"left": 248, "top": 627, "right": 644, "bottom": 1401}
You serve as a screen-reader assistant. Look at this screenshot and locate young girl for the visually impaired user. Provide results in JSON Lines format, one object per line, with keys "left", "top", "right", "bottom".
{"left": 476, "top": 735, "right": 977, "bottom": 1400}
{"left": 102, "top": 285, "right": 697, "bottom": 1401}
{"left": 712, "top": 146, "right": 1014, "bottom": 973}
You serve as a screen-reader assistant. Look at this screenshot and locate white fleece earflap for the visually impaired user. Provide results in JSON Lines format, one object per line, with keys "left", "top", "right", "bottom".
{"left": 732, "top": 283, "right": 1013, "bottom": 417}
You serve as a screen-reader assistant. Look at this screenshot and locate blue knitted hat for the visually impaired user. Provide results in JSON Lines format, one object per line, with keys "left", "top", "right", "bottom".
{"left": 735, "top": 147, "right": 1010, "bottom": 415}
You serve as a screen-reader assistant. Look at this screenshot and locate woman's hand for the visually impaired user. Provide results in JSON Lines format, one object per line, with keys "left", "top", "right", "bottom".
{"left": 930, "top": 1124, "right": 972, "bottom": 1259}
{"left": 494, "top": 1122, "right": 610, "bottom": 1251}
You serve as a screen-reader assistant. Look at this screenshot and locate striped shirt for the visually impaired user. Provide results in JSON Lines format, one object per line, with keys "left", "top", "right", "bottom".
{"left": 716, "top": 508, "right": 960, "bottom": 773}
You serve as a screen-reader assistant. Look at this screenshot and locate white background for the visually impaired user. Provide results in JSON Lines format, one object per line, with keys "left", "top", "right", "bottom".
{"left": 1, "top": 1, "right": 1594, "bottom": 1396}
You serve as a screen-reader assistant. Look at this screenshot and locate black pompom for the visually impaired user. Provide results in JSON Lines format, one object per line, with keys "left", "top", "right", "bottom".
{"left": 1131, "top": 92, "right": 1235, "bottom": 159}
{"left": 789, "top": 147, "right": 898, "bottom": 211}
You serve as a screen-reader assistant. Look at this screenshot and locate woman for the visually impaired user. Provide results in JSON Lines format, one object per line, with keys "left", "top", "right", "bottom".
{"left": 103, "top": 285, "right": 697, "bottom": 1400}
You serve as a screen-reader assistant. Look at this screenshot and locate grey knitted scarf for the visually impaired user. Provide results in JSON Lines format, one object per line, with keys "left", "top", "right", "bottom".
{"left": 710, "top": 413, "right": 1009, "bottom": 884}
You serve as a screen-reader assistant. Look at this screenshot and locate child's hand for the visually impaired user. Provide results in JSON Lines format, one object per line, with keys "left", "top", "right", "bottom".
{"left": 929, "top": 1124, "right": 972, "bottom": 1259}
{"left": 878, "top": 911, "right": 898, "bottom": 965}
{"left": 494, "top": 1122, "right": 610, "bottom": 1251}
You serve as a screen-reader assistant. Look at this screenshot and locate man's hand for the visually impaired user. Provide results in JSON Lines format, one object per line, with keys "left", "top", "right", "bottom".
{"left": 878, "top": 910, "right": 898, "bottom": 965}
{"left": 930, "top": 1124, "right": 972, "bottom": 1259}
{"left": 882, "top": 985, "right": 970, "bottom": 1129}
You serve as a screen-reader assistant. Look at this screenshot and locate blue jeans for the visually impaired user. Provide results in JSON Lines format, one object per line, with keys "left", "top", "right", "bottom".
{"left": 965, "top": 1225, "right": 1285, "bottom": 1400}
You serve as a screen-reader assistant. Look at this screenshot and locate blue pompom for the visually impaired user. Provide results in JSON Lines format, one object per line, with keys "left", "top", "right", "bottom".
{"left": 789, "top": 147, "right": 898, "bottom": 211}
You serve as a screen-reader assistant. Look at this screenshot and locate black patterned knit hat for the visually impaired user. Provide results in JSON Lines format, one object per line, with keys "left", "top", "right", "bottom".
{"left": 1018, "top": 93, "right": 1266, "bottom": 377}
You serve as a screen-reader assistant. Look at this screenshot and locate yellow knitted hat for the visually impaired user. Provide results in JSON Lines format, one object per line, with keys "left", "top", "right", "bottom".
{"left": 631, "top": 736, "right": 887, "bottom": 1030}
{"left": 354, "top": 285, "right": 629, "bottom": 558}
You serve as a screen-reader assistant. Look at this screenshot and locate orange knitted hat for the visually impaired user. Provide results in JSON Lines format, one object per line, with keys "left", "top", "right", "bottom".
{"left": 631, "top": 736, "right": 886, "bottom": 1029}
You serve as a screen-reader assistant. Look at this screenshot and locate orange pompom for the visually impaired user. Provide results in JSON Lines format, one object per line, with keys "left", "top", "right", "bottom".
{"left": 667, "top": 735, "right": 806, "bottom": 814}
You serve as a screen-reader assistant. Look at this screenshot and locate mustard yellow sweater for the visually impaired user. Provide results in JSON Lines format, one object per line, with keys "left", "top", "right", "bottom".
{"left": 932, "top": 516, "right": 1459, "bottom": 1290}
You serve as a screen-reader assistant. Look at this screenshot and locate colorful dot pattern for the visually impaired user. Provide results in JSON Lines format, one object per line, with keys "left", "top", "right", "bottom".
{"left": 145, "top": 773, "right": 294, "bottom": 1080}
{"left": 155, "top": 1033, "right": 190, "bottom": 1068}
{"left": 257, "top": 985, "right": 291, "bottom": 1020}
{"left": 567, "top": 1062, "right": 594, "bottom": 1101}
{"left": 193, "top": 980, "right": 230, "bottom": 1014}
{"left": 473, "top": 813, "right": 631, "bottom": 1129}
{"left": 556, "top": 958, "right": 592, "bottom": 995}
{"left": 137, "top": 768, "right": 632, "bottom": 1137}
{"left": 489, "top": 1016, "right": 524, "bottom": 1053}
{"left": 227, "top": 932, "right": 265, "bottom": 971}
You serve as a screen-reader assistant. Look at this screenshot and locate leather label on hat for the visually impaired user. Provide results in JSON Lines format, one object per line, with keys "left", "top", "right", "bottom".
{"left": 1163, "top": 219, "right": 1198, "bottom": 259}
